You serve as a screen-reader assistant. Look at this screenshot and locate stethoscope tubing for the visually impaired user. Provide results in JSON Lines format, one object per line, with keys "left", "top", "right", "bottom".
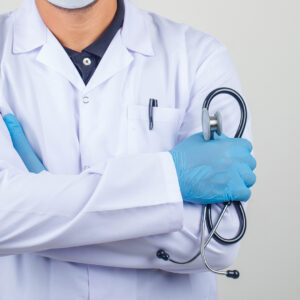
{"left": 203, "top": 87, "right": 248, "bottom": 139}
{"left": 203, "top": 87, "right": 248, "bottom": 245}
{"left": 156, "top": 87, "right": 248, "bottom": 279}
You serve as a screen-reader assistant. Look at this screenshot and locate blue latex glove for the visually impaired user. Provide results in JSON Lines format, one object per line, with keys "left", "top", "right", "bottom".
{"left": 3, "top": 114, "right": 46, "bottom": 174}
{"left": 169, "top": 133, "right": 256, "bottom": 204}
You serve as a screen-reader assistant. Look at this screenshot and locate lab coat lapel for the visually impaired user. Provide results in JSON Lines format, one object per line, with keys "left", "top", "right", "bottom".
{"left": 84, "top": 32, "right": 133, "bottom": 93}
{"left": 84, "top": 0, "right": 155, "bottom": 93}
{"left": 36, "top": 30, "right": 86, "bottom": 91}
{"left": 13, "top": 0, "right": 85, "bottom": 90}
{"left": 12, "top": 0, "right": 154, "bottom": 92}
{"left": 12, "top": 0, "right": 46, "bottom": 54}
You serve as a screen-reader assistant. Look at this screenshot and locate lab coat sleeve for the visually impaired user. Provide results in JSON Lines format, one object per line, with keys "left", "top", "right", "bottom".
{"left": 38, "top": 36, "right": 254, "bottom": 274}
{"left": 0, "top": 114, "right": 184, "bottom": 255}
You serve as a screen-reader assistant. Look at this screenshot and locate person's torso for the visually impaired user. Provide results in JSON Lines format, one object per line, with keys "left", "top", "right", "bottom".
{"left": 0, "top": 0, "right": 219, "bottom": 299}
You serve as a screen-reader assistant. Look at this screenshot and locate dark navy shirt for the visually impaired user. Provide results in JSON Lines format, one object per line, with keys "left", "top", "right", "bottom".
{"left": 64, "top": 0, "right": 125, "bottom": 85}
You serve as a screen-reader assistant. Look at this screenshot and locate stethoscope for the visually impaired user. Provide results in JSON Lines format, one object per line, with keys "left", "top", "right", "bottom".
{"left": 156, "top": 87, "right": 248, "bottom": 279}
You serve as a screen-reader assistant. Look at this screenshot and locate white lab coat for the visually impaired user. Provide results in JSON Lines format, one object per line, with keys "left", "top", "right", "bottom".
{"left": 0, "top": 0, "right": 252, "bottom": 299}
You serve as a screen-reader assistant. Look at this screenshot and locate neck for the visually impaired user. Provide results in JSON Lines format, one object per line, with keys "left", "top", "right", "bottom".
{"left": 35, "top": 0, "right": 118, "bottom": 52}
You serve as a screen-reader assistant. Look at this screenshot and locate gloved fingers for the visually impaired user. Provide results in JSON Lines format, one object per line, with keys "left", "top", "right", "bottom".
{"left": 234, "top": 152, "right": 257, "bottom": 171}
{"left": 238, "top": 164, "right": 257, "bottom": 188}
{"left": 245, "top": 153, "right": 257, "bottom": 170}
{"left": 231, "top": 186, "right": 251, "bottom": 202}
{"left": 224, "top": 137, "right": 253, "bottom": 153}
{"left": 230, "top": 182, "right": 252, "bottom": 202}
{"left": 4, "top": 114, "right": 31, "bottom": 150}
{"left": 214, "top": 135, "right": 253, "bottom": 160}
{"left": 175, "top": 132, "right": 206, "bottom": 148}
{"left": 213, "top": 133, "right": 230, "bottom": 141}
{"left": 237, "top": 138, "right": 253, "bottom": 152}
{"left": 3, "top": 114, "right": 46, "bottom": 174}
{"left": 4, "top": 114, "right": 33, "bottom": 150}
{"left": 188, "top": 132, "right": 206, "bottom": 143}
{"left": 4, "top": 114, "right": 24, "bottom": 132}
{"left": 228, "top": 173, "right": 252, "bottom": 202}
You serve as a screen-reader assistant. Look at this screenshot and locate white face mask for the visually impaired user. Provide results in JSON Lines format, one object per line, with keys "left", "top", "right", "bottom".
{"left": 47, "top": 0, "right": 97, "bottom": 9}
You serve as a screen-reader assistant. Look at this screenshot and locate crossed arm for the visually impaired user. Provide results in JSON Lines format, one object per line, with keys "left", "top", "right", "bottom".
{"left": 2, "top": 112, "right": 244, "bottom": 274}
{"left": 0, "top": 43, "right": 253, "bottom": 274}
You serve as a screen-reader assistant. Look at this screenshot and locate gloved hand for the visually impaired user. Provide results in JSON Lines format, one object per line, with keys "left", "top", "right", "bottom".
{"left": 3, "top": 114, "right": 46, "bottom": 174}
{"left": 169, "top": 133, "right": 256, "bottom": 204}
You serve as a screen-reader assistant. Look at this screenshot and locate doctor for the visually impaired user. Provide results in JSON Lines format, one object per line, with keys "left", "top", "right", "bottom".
{"left": 0, "top": 0, "right": 256, "bottom": 299}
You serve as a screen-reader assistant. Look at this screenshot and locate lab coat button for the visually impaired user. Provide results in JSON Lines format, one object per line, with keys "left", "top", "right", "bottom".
{"left": 82, "top": 96, "right": 90, "bottom": 104}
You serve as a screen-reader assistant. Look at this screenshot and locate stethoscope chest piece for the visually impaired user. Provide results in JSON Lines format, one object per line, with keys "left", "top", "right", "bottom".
{"left": 202, "top": 108, "right": 223, "bottom": 141}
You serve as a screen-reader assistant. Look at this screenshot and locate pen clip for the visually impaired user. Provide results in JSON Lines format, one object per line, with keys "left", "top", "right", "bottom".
{"left": 149, "top": 99, "right": 158, "bottom": 130}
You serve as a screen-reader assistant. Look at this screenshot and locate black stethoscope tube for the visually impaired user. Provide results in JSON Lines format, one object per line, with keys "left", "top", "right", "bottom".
{"left": 203, "top": 87, "right": 248, "bottom": 139}
{"left": 157, "top": 87, "right": 248, "bottom": 274}
{"left": 203, "top": 87, "right": 248, "bottom": 245}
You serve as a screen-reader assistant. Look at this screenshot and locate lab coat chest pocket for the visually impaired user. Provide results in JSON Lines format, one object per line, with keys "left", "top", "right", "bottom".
{"left": 127, "top": 105, "right": 184, "bottom": 154}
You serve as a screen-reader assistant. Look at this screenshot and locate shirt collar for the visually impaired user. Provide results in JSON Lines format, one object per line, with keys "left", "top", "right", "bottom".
{"left": 64, "top": 0, "right": 125, "bottom": 58}
{"left": 12, "top": 0, "right": 154, "bottom": 57}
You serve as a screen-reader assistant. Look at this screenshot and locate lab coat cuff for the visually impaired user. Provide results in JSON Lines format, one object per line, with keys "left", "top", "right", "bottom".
{"left": 157, "top": 152, "right": 184, "bottom": 231}
{"left": 82, "top": 152, "right": 184, "bottom": 237}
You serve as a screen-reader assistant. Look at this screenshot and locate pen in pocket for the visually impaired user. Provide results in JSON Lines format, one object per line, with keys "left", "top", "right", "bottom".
{"left": 148, "top": 98, "right": 158, "bottom": 130}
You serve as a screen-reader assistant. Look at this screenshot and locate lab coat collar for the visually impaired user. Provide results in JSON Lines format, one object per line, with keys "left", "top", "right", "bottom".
{"left": 12, "top": 0, "right": 154, "bottom": 91}
{"left": 121, "top": 0, "right": 154, "bottom": 57}
{"left": 12, "top": 0, "right": 47, "bottom": 54}
{"left": 12, "top": 0, "right": 154, "bottom": 57}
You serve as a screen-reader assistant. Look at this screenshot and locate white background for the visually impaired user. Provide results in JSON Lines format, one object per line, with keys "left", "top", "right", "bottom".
{"left": 1, "top": 1, "right": 299, "bottom": 299}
